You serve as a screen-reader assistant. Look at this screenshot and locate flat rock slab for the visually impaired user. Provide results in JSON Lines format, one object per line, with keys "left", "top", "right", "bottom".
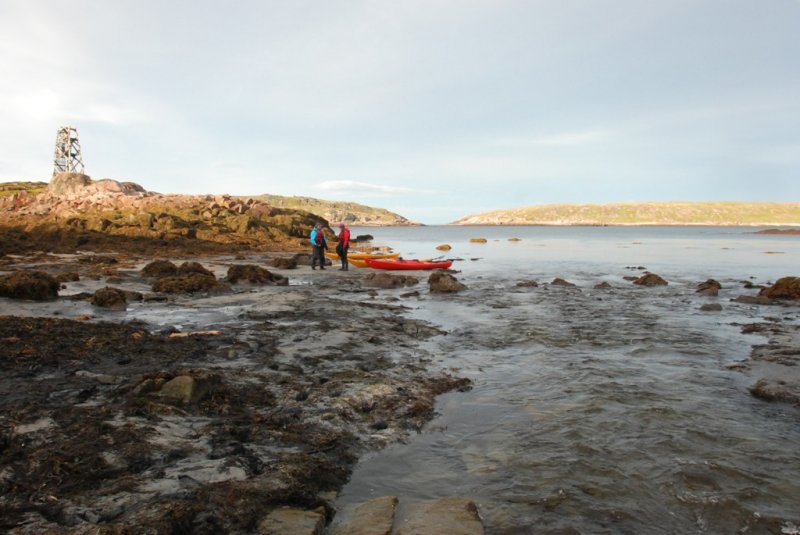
{"left": 396, "top": 497, "right": 484, "bottom": 535}
{"left": 333, "top": 495, "right": 397, "bottom": 535}
{"left": 258, "top": 506, "right": 325, "bottom": 535}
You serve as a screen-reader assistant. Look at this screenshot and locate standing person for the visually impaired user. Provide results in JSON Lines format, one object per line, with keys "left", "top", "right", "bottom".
{"left": 310, "top": 223, "right": 327, "bottom": 270}
{"left": 336, "top": 223, "right": 351, "bottom": 270}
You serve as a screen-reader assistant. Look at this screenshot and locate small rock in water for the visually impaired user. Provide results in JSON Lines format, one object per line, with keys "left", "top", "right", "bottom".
{"left": 429, "top": 272, "right": 467, "bottom": 293}
{"left": 633, "top": 273, "right": 668, "bottom": 286}
{"left": 551, "top": 277, "right": 576, "bottom": 287}
{"left": 594, "top": 282, "right": 613, "bottom": 289}
{"left": 700, "top": 303, "right": 722, "bottom": 312}
{"left": 469, "top": 238, "right": 487, "bottom": 243}
{"left": 436, "top": 244, "right": 452, "bottom": 251}
{"left": 696, "top": 279, "right": 722, "bottom": 296}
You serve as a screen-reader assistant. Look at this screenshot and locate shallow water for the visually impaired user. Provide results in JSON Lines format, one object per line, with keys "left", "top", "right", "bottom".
{"left": 336, "top": 226, "right": 800, "bottom": 534}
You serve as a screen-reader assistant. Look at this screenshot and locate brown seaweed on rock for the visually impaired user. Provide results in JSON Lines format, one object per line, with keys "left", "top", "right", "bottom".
{"left": 0, "top": 270, "right": 59, "bottom": 300}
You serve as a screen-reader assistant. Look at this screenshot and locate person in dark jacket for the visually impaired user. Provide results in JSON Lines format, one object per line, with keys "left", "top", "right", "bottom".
{"left": 310, "top": 223, "right": 327, "bottom": 270}
{"left": 336, "top": 223, "right": 351, "bottom": 270}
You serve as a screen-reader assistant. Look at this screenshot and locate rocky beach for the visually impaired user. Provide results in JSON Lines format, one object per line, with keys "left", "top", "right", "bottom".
{"left": 2, "top": 175, "right": 799, "bottom": 534}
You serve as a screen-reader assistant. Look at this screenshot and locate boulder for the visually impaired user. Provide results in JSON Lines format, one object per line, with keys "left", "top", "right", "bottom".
{"left": 271, "top": 257, "right": 298, "bottom": 270}
{"left": 594, "top": 282, "right": 613, "bottom": 289}
{"left": 159, "top": 375, "right": 210, "bottom": 405}
{"left": 333, "top": 496, "right": 397, "bottom": 535}
{"left": 633, "top": 273, "right": 668, "bottom": 286}
{"left": 436, "top": 244, "right": 452, "bottom": 251}
{"left": 516, "top": 280, "right": 539, "bottom": 288}
{"left": 551, "top": 277, "right": 575, "bottom": 287}
{"left": 759, "top": 276, "right": 800, "bottom": 300}
{"left": 141, "top": 260, "right": 178, "bottom": 279}
{"left": 396, "top": 497, "right": 484, "bottom": 535}
{"left": 48, "top": 172, "right": 91, "bottom": 197}
{"left": 354, "top": 234, "right": 374, "bottom": 243}
{"left": 226, "top": 264, "right": 288, "bottom": 285}
{"left": 469, "top": 238, "right": 487, "bottom": 243}
{"left": 258, "top": 506, "right": 326, "bottom": 535}
{"left": 700, "top": 303, "right": 722, "bottom": 312}
{"left": 91, "top": 287, "right": 127, "bottom": 310}
{"left": 152, "top": 273, "right": 219, "bottom": 294}
{"left": 0, "top": 270, "right": 59, "bottom": 300}
{"left": 363, "top": 273, "right": 419, "bottom": 289}
{"left": 696, "top": 279, "right": 722, "bottom": 296}
{"left": 429, "top": 272, "right": 466, "bottom": 293}
{"left": 177, "top": 261, "right": 214, "bottom": 277}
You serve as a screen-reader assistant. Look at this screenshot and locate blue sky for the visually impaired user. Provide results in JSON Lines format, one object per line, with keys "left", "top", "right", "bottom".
{"left": 1, "top": 1, "right": 798, "bottom": 224}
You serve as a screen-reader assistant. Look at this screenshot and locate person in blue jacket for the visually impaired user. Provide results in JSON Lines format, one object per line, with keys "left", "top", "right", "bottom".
{"left": 310, "top": 223, "right": 328, "bottom": 270}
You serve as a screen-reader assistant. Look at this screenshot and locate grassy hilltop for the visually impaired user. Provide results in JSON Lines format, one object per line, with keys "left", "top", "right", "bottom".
{"left": 452, "top": 202, "right": 800, "bottom": 226}
{"left": 245, "top": 194, "right": 417, "bottom": 226}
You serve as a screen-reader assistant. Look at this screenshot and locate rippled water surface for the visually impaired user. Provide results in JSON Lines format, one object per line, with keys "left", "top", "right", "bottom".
{"left": 336, "top": 226, "right": 800, "bottom": 534}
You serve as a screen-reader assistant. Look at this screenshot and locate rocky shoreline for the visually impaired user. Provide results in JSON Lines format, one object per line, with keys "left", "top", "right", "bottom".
{"left": 0, "top": 249, "right": 471, "bottom": 534}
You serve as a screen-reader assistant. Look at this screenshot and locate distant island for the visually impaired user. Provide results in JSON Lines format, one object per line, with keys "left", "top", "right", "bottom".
{"left": 244, "top": 194, "right": 418, "bottom": 226}
{"left": 451, "top": 202, "right": 800, "bottom": 226}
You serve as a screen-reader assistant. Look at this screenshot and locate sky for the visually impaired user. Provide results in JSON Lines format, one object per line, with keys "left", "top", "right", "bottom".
{"left": 0, "top": 1, "right": 798, "bottom": 224}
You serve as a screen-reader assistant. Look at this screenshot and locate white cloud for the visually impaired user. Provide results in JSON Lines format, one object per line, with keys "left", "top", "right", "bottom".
{"left": 318, "top": 180, "right": 433, "bottom": 196}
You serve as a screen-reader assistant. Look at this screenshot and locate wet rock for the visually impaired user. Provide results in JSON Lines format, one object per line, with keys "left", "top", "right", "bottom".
{"left": 354, "top": 234, "right": 374, "bottom": 242}
{"left": 594, "top": 282, "right": 613, "bottom": 289}
{"left": 516, "top": 280, "right": 539, "bottom": 288}
{"left": 291, "top": 252, "right": 314, "bottom": 266}
{"left": 733, "top": 295, "right": 773, "bottom": 305}
{"left": 436, "top": 244, "right": 452, "bottom": 251}
{"left": 429, "top": 272, "right": 466, "bottom": 293}
{"left": 551, "top": 277, "right": 575, "bottom": 287}
{"left": 700, "top": 303, "right": 722, "bottom": 312}
{"left": 759, "top": 276, "right": 800, "bottom": 300}
{"left": 257, "top": 506, "right": 325, "bottom": 535}
{"left": 227, "top": 264, "right": 288, "bottom": 285}
{"left": 78, "top": 254, "right": 118, "bottom": 265}
{"left": 633, "top": 273, "right": 668, "bottom": 286}
{"left": 396, "top": 497, "right": 484, "bottom": 535}
{"left": 56, "top": 272, "right": 80, "bottom": 283}
{"left": 469, "top": 238, "right": 487, "bottom": 243}
{"left": 697, "top": 279, "right": 722, "bottom": 296}
{"left": 141, "top": 260, "right": 178, "bottom": 278}
{"left": 91, "top": 287, "right": 128, "bottom": 310}
{"left": 178, "top": 261, "right": 214, "bottom": 277}
{"left": 158, "top": 374, "right": 211, "bottom": 405}
{"left": 749, "top": 379, "right": 800, "bottom": 405}
{"left": 508, "top": 237, "right": 522, "bottom": 242}
{"left": 271, "top": 257, "right": 298, "bottom": 270}
{"left": 363, "top": 272, "right": 419, "bottom": 289}
{"left": 400, "top": 290, "right": 420, "bottom": 298}
{"left": 152, "top": 273, "right": 219, "bottom": 294}
{"left": 0, "top": 270, "right": 59, "bottom": 300}
{"left": 333, "top": 495, "right": 397, "bottom": 535}
{"left": 622, "top": 275, "right": 638, "bottom": 281}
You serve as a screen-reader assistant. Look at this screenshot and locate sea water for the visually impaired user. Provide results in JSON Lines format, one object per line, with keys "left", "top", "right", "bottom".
{"left": 335, "top": 226, "right": 800, "bottom": 534}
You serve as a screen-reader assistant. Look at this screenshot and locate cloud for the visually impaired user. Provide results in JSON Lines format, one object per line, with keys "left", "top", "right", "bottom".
{"left": 318, "top": 180, "right": 433, "bottom": 196}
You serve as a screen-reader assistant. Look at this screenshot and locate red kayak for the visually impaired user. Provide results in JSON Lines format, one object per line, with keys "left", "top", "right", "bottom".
{"left": 364, "top": 258, "right": 453, "bottom": 270}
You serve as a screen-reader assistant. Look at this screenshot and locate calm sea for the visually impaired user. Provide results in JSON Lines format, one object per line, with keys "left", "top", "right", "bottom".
{"left": 334, "top": 226, "right": 800, "bottom": 534}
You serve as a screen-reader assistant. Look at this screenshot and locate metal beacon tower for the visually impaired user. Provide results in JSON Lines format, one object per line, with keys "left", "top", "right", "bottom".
{"left": 52, "top": 126, "right": 85, "bottom": 175}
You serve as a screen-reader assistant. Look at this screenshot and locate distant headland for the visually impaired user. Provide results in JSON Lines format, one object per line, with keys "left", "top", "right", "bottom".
{"left": 450, "top": 202, "right": 800, "bottom": 227}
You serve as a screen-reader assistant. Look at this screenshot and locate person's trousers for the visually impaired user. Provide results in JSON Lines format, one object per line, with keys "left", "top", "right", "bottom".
{"left": 338, "top": 247, "right": 349, "bottom": 270}
{"left": 312, "top": 246, "right": 325, "bottom": 269}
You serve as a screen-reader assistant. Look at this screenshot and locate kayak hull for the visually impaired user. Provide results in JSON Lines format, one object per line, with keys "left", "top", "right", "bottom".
{"left": 365, "top": 259, "right": 453, "bottom": 270}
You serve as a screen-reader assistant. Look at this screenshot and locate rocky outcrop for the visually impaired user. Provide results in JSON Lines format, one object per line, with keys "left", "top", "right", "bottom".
{"left": 429, "top": 272, "right": 466, "bottom": 293}
{"left": 0, "top": 270, "right": 59, "bottom": 300}
{"left": 1, "top": 175, "right": 331, "bottom": 255}
{"left": 759, "top": 277, "right": 800, "bottom": 300}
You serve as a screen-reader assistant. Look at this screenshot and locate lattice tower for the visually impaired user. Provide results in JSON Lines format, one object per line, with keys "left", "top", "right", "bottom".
{"left": 52, "top": 126, "right": 85, "bottom": 175}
